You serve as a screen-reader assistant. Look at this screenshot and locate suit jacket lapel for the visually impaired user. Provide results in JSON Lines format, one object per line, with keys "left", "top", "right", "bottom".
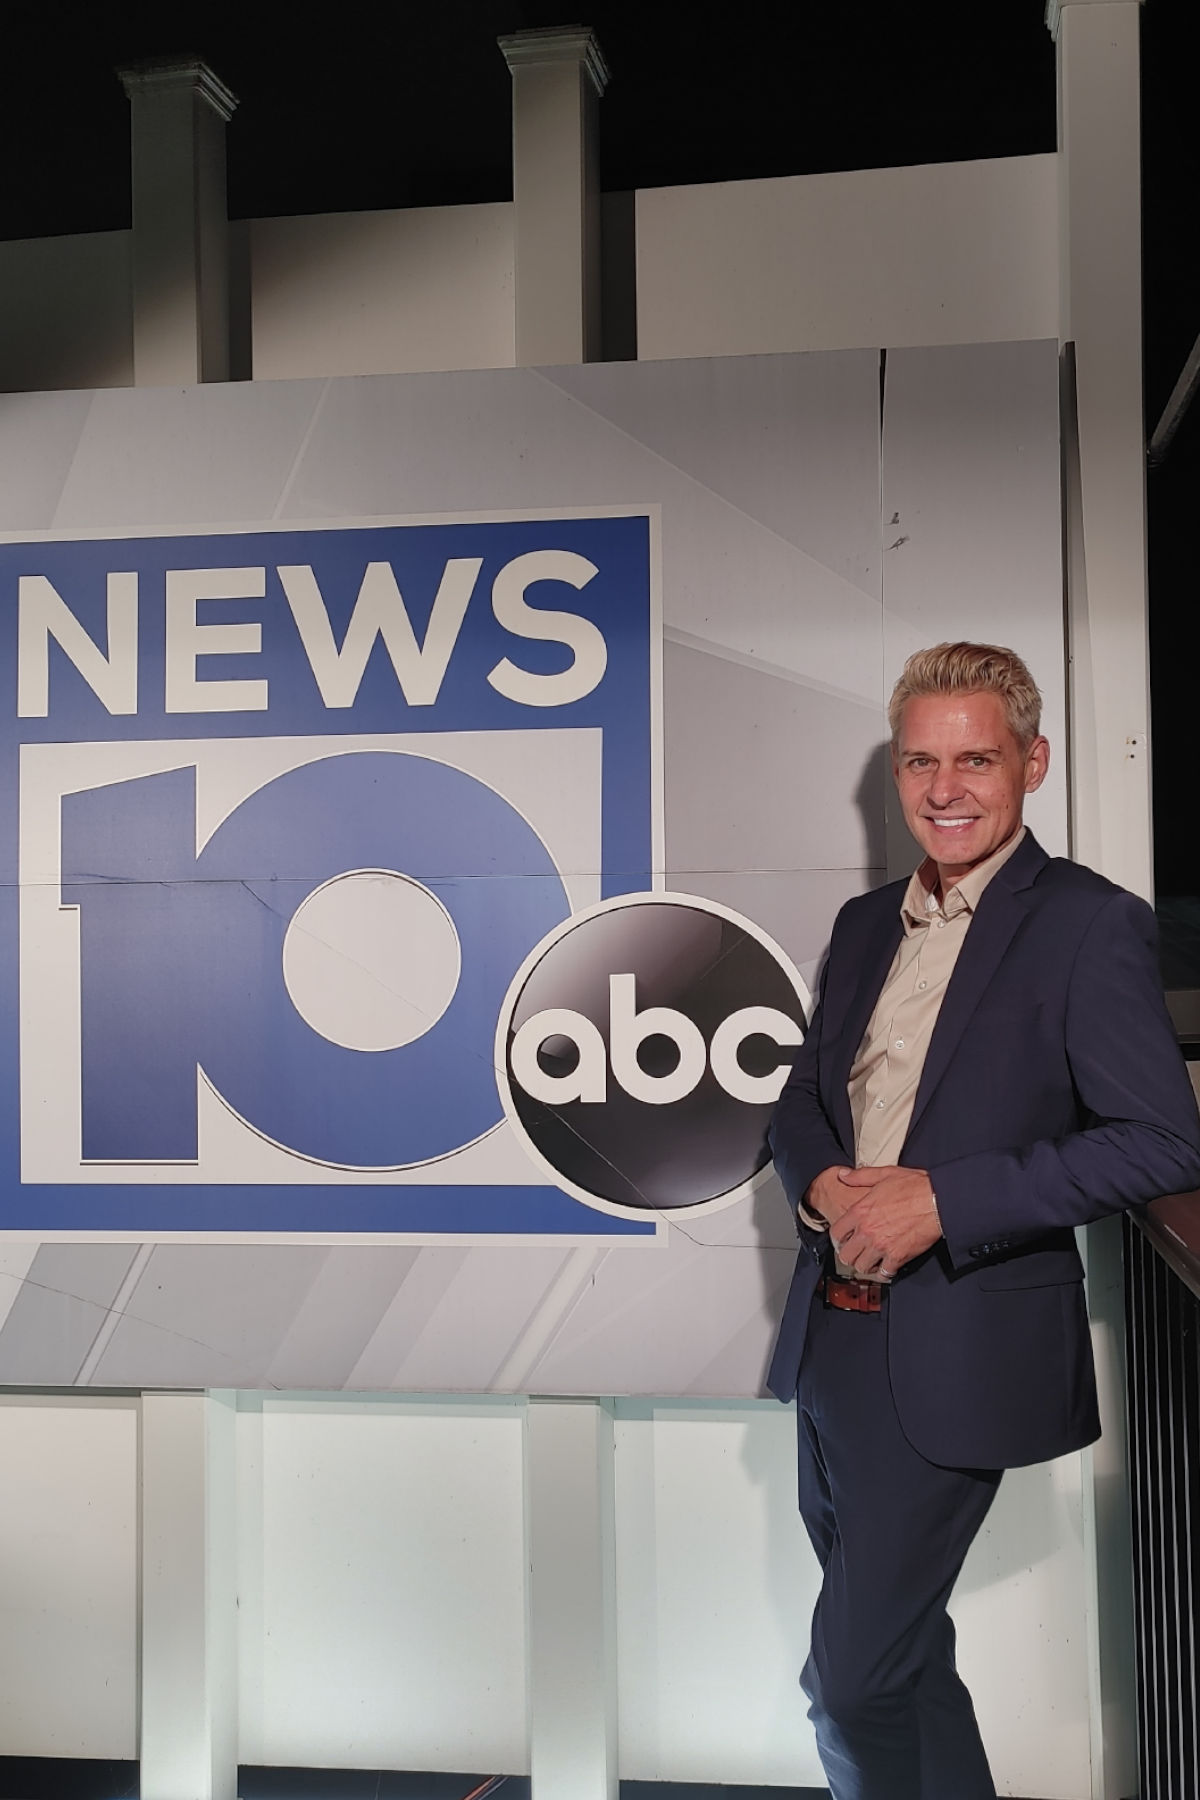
{"left": 827, "top": 903, "right": 904, "bottom": 1152}
{"left": 903, "top": 832, "right": 1047, "bottom": 1146}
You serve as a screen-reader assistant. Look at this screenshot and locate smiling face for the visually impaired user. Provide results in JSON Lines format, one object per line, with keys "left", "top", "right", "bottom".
{"left": 892, "top": 689, "right": 1050, "bottom": 884}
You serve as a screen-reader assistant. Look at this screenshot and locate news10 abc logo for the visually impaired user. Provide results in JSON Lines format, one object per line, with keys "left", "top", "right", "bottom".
{"left": 496, "top": 893, "right": 810, "bottom": 1218}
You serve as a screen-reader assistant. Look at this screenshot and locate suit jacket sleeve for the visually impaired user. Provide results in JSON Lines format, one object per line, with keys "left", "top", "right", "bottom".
{"left": 769, "top": 956, "right": 851, "bottom": 1251}
{"left": 932, "top": 889, "right": 1200, "bottom": 1260}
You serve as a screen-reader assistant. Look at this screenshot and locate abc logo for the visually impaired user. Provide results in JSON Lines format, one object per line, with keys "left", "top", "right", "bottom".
{"left": 496, "top": 894, "right": 809, "bottom": 1216}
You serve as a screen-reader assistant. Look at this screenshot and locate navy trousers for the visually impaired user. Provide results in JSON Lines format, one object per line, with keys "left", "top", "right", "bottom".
{"left": 796, "top": 1291, "right": 1002, "bottom": 1800}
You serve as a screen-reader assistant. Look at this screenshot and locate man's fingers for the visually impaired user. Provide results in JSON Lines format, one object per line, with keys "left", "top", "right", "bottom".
{"left": 837, "top": 1164, "right": 893, "bottom": 1187}
{"left": 846, "top": 1248, "right": 890, "bottom": 1278}
{"left": 834, "top": 1221, "right": 884, "bottom": 1272}
{"left": 836, "top": 1194, "right": 881, "bottom": 1235}
{"left": 830, "top": 1168, "right": 941, "bottom": 1278}
{"left": 838, "top": 1213, "right": 940, "bottom": 1275}
{"left": 834, "top": 1209, "right": 919, "bottom": 1267}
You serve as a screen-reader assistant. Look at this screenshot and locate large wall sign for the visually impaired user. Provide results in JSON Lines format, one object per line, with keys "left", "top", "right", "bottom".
{"left": 6, "top": 514, "right": 673, "bottom": 1239}
{"left": 0, "top": 343, "right": 1066, "bottom": 1390}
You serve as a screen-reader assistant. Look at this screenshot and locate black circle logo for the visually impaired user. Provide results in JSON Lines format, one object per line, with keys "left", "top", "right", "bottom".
{"left": 495, "top": 893, "right": 809, "bottom": 1217}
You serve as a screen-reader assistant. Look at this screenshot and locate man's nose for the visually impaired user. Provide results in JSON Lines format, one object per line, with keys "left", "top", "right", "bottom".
{"left": 926, "top": 767, "right": 967, "bottom": 807}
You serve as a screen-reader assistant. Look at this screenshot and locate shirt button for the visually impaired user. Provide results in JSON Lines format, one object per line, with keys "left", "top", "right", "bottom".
{"left": 937, "top": 920, "right": 946, "bottom": 929}
{"left": 895, "top": 1039, "right": 904, "bottom": 1049}
{"left": 918, "top": 980, "right": 927, "bottom": 990}
{"left": 875, "top": 1098, "right": 886, "bottom": 1109}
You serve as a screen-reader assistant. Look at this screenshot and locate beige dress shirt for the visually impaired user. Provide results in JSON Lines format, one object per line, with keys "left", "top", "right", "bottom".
{"left": 809, "top": 827, "right": 1027, "bottom": 1278}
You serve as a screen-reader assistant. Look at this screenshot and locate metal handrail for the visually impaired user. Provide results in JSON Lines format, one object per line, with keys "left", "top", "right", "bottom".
{"left": 1135, "top": 1192, "right": 1200, "bottom": 1303}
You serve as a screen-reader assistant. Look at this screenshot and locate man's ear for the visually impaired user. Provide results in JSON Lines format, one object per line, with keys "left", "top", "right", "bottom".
{"left": 1024, "top": 735, "right": 1051, "bottom": 794}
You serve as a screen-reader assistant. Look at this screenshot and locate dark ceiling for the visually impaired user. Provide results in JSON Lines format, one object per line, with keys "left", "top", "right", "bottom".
{"left": 1, "top": 2, "right": 1197, "bottom": 888}
{"left": 0, "top": 4, "right": 1059, "bottom": 234}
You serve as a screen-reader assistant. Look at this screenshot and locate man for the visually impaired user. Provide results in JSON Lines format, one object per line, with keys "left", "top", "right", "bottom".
{"left": 767, "top": 641, "right": 1200, "bottom": 1800}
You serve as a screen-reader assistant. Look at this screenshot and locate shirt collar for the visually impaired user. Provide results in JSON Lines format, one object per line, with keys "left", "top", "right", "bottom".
{"left": 900, "top": 825, "right": 1027, "bottom": 933}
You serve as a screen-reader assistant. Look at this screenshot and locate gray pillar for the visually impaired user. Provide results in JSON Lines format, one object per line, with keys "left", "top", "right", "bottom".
{"left": 525, "top": 1398, "right": 619, "bottom": 1799}
{"left": 140, "top": 1392, "right": 238, "bottom": 1800}
{"left": 117, "top": 58, "right": 238, "bottom": 386}
{"left": 498, "top": 26, "right": 609, "bottom": 367}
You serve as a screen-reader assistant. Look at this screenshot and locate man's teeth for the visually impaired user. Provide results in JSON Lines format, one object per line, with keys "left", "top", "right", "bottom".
{"left": 931, "top": 818, "right": 978, "bottom": 827}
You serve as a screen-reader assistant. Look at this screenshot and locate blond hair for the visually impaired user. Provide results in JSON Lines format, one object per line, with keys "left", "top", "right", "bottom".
{"left": 888, "top": 642, "right": 1042, "bottom": 748}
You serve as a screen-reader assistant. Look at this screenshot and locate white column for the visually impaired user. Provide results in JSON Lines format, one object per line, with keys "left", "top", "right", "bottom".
{"left": 1051, "top": 8, "right": 1146, "bottom": 1797}
{"left": 1051, "top": 0, "right": 1149, "bottom": 899}
{"left": 117, "top": 58, "right": 238, "bottom": 386}
{"left": 140, "top": 1392, "right": 238, "bottom": 1800}
{"left": 525, "top": 1398, "right": 618, "bottom": 1800}
{"left": 498, "top": 26, "right": 609, "bottom": 366}
{"left": 1051, "top": 11, "right": 1147, "bottom": 1796}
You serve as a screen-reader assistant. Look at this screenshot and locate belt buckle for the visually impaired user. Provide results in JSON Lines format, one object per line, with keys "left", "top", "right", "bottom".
{"left": 822, "top": 1274, "right": 883, "bottom": 1314}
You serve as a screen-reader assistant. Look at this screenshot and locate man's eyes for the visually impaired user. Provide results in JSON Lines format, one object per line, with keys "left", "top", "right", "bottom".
{"left": 904, "top": 755, "right": 994, "bottom": 770}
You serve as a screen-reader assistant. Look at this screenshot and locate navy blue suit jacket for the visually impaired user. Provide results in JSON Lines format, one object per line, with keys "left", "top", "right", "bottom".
{"left": 767, "top": 832, "right": 1200, "bottom": 1469}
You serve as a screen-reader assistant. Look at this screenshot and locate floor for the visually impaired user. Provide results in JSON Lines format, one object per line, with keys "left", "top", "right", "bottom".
{"left": 0, "top": 1756, "right": 1062, "bottom": 1799}
{"left": 0, "top": 1762, "right": 833, "bottom": 1800}
{"left": 239, "top": 1774, "right": 829, "bottom": 1800}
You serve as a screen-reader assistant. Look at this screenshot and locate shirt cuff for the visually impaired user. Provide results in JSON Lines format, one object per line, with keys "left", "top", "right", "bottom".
{"left": 797, "top": 1199, "right": 830, "bottom": 1232}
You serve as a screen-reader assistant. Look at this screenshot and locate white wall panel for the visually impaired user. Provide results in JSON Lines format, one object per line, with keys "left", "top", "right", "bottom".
{"left": 250, "top": 204, "right": 515, "bottom": 380}
{"left": 952, "top": 1456, "right": 1092, "bottom": 1800}
{"left": 614, "top": 1402, "right": 824, "bottom": 1788}
{"left": 0, "top": 231, "right": 134, "bottom": 394}
{"left": 0, "top": 1393, "right": 1093, "bottom": 1794}
{"left": 637, "top": 154, "right": 1058, "bottom": 363}
{"left": 614, "top": 1402, "right": 1092, "bottom": 1800}
{"left": 0, "top": 1398, "right": 138, "bottom": 1758}
{"left": 241, "top": 1398, "right": 528, "bottom": 1774}
{"left": 0, "top": 157, "right": 1057, "bottom": 390}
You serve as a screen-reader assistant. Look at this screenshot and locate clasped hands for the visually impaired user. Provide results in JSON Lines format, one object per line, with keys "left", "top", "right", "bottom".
{"left": 804, "top": 1164, "right": 942, "bottom": 1280}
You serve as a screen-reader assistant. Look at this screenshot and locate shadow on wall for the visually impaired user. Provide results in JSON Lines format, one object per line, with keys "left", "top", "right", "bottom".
{"left": 951, "top": 1457, "right": 1085, "bottom": 1597}
{"left": 855, "top": 738, "right": 891, "bottom": 877}
{"left": 741, "top": 735, "right": 904, "bottom": 1395}
{"left": 746, "top": 1173, "right": 806, "bottom": 1388}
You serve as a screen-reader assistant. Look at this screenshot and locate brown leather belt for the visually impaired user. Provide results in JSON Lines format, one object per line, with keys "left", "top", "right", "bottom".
{"left": 820, "top": 1274, "right": 884, "bottom": 1314}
